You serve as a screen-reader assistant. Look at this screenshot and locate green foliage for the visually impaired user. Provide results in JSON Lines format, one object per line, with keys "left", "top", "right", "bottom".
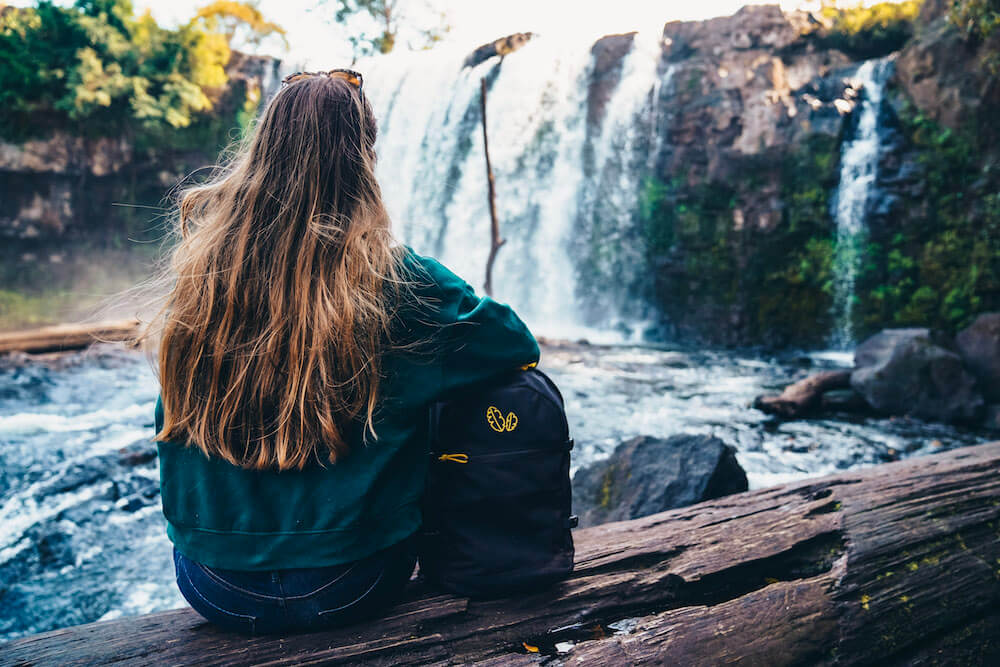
{"left": 191, "top": 1, "right": 288, "bottom": 51}
{"left": 0, "top": 0, "right": 279, "bottom": 141}
{"left": 949, "top": 0, "right": 1000, "bottom": 40}
{"left": 328, "top": 0, "right": 449, "bottom": 59}
{"left": 640, "top": 136, "right": 840, "bottom": 345}
{"left": 949, "top": 0, "right": 1000, "bottom": 72}
{"left": 820, "top": 1, "right": 923, "bottom": 59}
{"left": 855, "top": 106, "right": 1000, "bottom": 334}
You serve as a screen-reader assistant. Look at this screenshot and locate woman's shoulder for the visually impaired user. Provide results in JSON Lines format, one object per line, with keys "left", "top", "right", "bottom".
{"left": 399, "top": 246, "right": 468, "bottom": 295}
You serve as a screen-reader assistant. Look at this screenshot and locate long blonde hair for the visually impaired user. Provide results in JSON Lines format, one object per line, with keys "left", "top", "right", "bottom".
{"left": 146, "top": 74, "right": 405, "bottom": 471}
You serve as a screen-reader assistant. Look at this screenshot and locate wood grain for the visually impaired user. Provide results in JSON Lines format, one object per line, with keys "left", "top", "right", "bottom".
{"left": 4, "top": 443, "right": 999, "bottom": 666}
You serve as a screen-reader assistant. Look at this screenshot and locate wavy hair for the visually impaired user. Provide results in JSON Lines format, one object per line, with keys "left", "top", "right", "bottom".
{"left": 145, "top": 74, "right": 406, "bottom": 471}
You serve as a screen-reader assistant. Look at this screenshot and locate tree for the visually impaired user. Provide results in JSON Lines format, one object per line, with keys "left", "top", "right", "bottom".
{"left": 0, "top": 0, "right": 281, "bottom": 139}
{"left": 328, "top": 0, "right": 449, "bottom": 59}
{"left": 949, "top": 0, "right": 1000, "bottom": 41}
{"left": 190, "top": 0, "right": 288, "bottom": 52}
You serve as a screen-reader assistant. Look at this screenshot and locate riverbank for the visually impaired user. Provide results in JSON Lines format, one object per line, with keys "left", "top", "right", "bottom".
{"left": 1, "top": 338, "right": 994, "bottom": 642}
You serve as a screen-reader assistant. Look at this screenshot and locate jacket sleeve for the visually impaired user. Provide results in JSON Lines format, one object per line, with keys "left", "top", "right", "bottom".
{"left": 407, "top": 251, "right": 540, "bottom": 398}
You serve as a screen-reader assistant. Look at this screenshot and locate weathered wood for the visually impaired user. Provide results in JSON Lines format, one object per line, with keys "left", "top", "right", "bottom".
{"left": 0, "top": 319, "right": 139, "bottom": 355}
{"left": 480, "top": 76, "right": 505, "bottom": 297}
{"left": 753, "top": 369, "right": 853, "bottom": 418}
{"left": 4, "top": 443, "right": 1000, "bottom": 666}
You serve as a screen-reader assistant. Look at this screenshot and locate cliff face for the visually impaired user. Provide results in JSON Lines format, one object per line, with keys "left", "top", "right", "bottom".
{"left": 0, "top": 52, "right": 279, "bottom": 242}
{"left": 640, "top": 6, "right": 858, "bottom": 345}
{"left": 635, "top": 3, "right": 998, "bottom": 346}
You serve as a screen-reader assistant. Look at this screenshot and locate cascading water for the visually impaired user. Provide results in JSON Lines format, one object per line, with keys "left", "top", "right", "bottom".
{"left": 829, "top": 57, "right": 894, "bottom": 349}
{"left": 573, "top": 33, "right": 668, "bottom": 336}
{"left": 363, "top": 32, "right": 666, "bottom": 341}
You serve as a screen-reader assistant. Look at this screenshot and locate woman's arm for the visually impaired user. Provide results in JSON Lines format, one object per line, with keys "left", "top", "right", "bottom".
{"left": 403, "top": 250, "right": 539, "bottom": 398}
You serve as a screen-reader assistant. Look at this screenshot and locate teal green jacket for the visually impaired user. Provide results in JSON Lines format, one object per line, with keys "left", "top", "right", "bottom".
{"left": 155, "top": 249, "right": 539, "bottom": 570}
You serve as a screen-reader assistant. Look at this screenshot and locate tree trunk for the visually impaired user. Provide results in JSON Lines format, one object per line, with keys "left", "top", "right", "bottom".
{"left": 6, "top": 442, "right": 1000, "bottom": 666}
{"left": 0, "top": 319, "right": 139, "bottom": 355}
{"left": 753, "top": 369, "right": 853, "bottom": 418}
{"left": 480, "top": 77, "right": 505, "bottom": 297}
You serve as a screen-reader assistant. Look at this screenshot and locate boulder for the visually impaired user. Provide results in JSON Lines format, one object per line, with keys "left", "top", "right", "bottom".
{"left": 956, "top": 313, "right": 1000, "bottom": 402}
{"left": 983, "top": 405, "right": 1000, "bottom": 432}
{"left": 850, "top": 329, "right": 984, "bottom": 423}
{"left": 572, "top": 434, "right": 748, "bottom": 528}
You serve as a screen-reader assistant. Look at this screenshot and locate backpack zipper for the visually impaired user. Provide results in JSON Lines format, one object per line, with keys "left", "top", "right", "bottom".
{"left": 436, "top": 442, "right": 572, "bottom": 464}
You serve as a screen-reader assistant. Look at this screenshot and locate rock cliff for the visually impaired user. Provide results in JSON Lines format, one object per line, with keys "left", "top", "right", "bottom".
{"left": 0, "top": 52, "right": 279, "bottom": 242}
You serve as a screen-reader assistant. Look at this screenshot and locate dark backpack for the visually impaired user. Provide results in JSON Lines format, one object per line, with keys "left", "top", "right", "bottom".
{"left": 418, "top": 367, "right": 576, "bottom": 598}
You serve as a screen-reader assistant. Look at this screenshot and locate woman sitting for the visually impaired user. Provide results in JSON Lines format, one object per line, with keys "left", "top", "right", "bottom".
{"left": 146, "top": 68, "right": 538, "bottom": 635}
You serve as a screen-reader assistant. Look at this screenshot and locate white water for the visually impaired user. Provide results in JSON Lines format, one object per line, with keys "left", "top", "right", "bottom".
{"left": 829, "top": 57, "right": 894, "bottom": 349}
{"left": 364, "top": 33, "right": 666, "bottom": 341}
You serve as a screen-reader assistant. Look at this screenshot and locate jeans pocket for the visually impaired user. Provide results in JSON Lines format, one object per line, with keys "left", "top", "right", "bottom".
{"left": 176, "top": 554, "right": 258, "bottom": 633}
{"left": 316, "top": 564, "right": 387, "bottom": 617}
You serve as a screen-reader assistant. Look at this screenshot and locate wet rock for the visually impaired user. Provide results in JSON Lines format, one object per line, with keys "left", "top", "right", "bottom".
{"left": 572, "top": 434, "right": 748, "bottom": 528}
{"left": 38, "top": 460, "right": 107, "bottom": 496}
{"left": 586, "top": 32, "right": 637, "bottom": 128}
{"left": 983, "top": 405, "right": 1000, "bottom": 432}
{"left": 118, "top": 440, "right": 157, "bottom": 466}
{"left": 851, "top": 329, "right": 984, "bottom": 423}
{"left": 34, "top": 525, "right": 75, "bottom": 568}
{"left": 956, "top": 313, "right": 1000, "bottom": 403}
{"left": 117, "top": 495, "right": 147, "bottom": 513}
{"left": 820, "top": 388, "right": 870, "bottom": 413}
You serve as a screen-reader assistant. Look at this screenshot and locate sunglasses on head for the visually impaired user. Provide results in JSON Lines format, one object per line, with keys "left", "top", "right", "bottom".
{"left": 281, "top": 69, "right": 364, "bottom": 98}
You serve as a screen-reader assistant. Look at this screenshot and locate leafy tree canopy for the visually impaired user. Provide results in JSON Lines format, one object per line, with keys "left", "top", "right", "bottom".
{"left": 949, "top": 0, "right": 1000, "bottom": 41}
{"left": 327, "top": 0, "right": 449, "bottom": 59}
{"left": 819, "top": 0, "right": 922, "bottom": 59}
{"left": 0, "top": 0, "right": 282, "bottom": 141}
{"left": 191, "top": 1, "right": 288, "bottom": 51}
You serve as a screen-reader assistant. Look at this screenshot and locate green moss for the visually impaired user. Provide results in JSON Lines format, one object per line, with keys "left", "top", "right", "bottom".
{"left": 855, "top": 104, "right": 1000, "bottom": 336}
{"left": 641, "top": 135, "right": 839, "bottom": 345}
{"left": 598, "top": 465, "right": 617, "bottom": 509}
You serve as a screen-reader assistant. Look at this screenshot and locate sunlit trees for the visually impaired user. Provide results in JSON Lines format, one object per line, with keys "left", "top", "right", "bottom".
{"left": 191, "top": 1, "right": 287, "bottom": 51}
{"left": 0, "top": 0, "right": 281, "bottom": 140}
{"left": 949, "top": 0, "right": 1000, "bottom": 40}
{"left": 819, "top": 0, "right": 922, "bottom": 59}
{"left": 328, "top": 0, "right": 448, "bottom": 59}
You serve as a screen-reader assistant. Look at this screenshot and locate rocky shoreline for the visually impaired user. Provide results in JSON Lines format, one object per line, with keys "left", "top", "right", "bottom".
{"left": 755, "top": 312, "right": 1000, "bottom": 430}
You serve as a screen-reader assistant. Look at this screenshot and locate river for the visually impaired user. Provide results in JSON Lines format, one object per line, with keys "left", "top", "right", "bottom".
{"left": 0, "top": 340, "right": 991, "bottom": 642}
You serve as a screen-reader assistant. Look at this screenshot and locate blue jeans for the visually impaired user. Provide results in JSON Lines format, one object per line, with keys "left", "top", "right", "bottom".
{"left": 173, "top": 536, "right": 417, "bottom": 634}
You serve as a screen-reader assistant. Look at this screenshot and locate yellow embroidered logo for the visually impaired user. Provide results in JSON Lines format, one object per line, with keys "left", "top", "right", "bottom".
{"left": 486, "top": 405, "right": 518, "bottom": 433}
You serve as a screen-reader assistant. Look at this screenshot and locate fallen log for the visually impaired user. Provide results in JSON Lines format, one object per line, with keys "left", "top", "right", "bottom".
{"left": 0, "top": 319, "right": 139, "bottom": 355}
{"left": 462, "top": 32, "right": 534, "bottom": 69}
{"left": 4, "top": 442, "right": 1000, "bottom": 666}
{"left": 753, "top": 369, "right": 853, "bottom": 418}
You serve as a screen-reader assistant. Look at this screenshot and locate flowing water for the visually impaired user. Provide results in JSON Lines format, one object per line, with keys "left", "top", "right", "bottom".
{"left": 366, "top": 32, "right": 666, "bottom": 341}
{"left": 829, "top": 57, "right": 894, "bottom": 349}
{"left": 0, "top": 343, "right": 991, "bottom": 642}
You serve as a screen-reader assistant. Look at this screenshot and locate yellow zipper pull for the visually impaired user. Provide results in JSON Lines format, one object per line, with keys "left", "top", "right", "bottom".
{"left": 437, "top": 453, "right": 469, "bottom": 464}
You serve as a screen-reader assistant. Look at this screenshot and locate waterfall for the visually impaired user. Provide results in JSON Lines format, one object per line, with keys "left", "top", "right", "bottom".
{"left": 574, "top": 32, "right": 668, "bottom": 336}
{"left": 363, "top": 33, "right": 666, "bottom": 341}
{"left": 829, "top": 57, "right": 894, "bottom": 349}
